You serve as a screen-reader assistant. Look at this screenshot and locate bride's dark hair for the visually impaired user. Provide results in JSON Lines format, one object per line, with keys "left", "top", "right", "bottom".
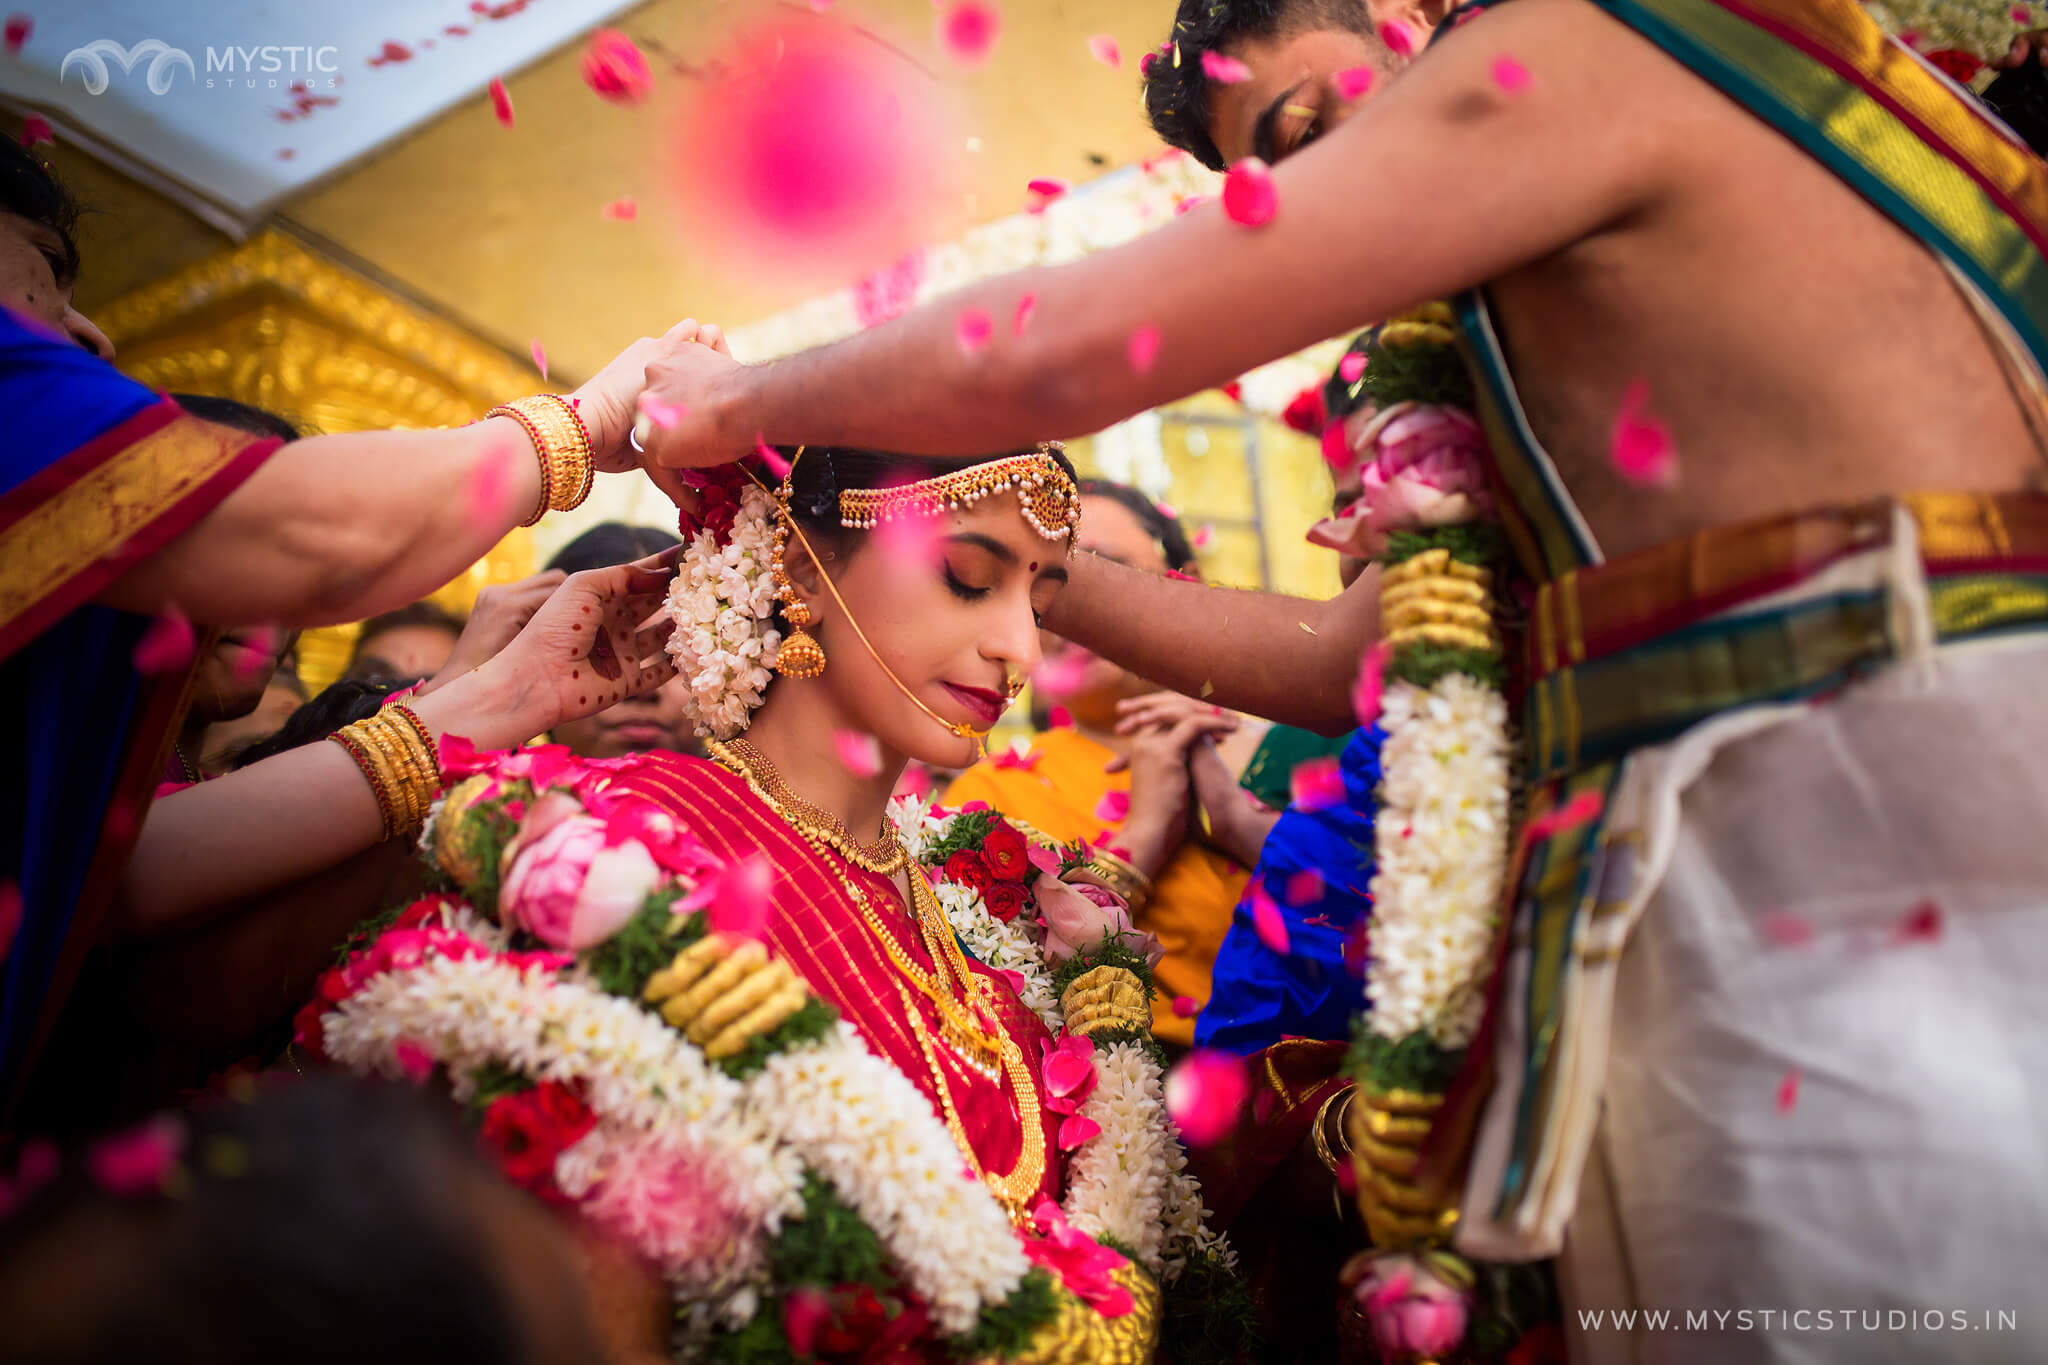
{"left": 774, "top": 444, "right": 1080, "bottom": 557}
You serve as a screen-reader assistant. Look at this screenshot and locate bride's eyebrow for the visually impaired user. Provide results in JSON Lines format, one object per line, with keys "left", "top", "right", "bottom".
{"left": 945, "top": 532, "right": 1018, "bottom": 565}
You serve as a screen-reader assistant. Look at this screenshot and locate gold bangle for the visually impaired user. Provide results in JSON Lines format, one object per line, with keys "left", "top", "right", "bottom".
{"left": 1082, "top": 849, "right": 1153, "bottom": 914}
{"left": 329, "top": 728, "right": 400, "bottom": 838}
{"left": 1311, "top": 1085, "right": 1357, "bottom": 1175}
{"left": 485, "top": 395, "right": 594, "bottom": 525}
{"left": 483, "top": 402, "right": 553, "bottom": 527}
{"left": 332, "top": 712, "right": 441, "bottom": 840}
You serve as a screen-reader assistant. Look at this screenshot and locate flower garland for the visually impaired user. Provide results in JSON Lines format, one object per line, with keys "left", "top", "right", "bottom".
{"left": 1863, "top": 0, "right": 2032, "bottom": 85}
{"left": 308, "top": 748, "right": 1251, "bottom": 1360}
{"left": 664, "top": 476, "right": 783, "bottom": 741}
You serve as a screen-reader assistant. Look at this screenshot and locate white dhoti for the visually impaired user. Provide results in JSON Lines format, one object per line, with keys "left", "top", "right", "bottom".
{"left": 1461, "top": 512, "right": 2048, "bottom": 1363}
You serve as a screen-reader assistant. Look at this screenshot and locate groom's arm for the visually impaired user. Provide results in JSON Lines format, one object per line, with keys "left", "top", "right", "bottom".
{"left": 645, "top": 0, "right": 1667, "bottom": 461}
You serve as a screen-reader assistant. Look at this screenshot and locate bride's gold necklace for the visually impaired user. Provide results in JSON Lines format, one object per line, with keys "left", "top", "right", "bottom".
{"left": 715, "top": 736, "right": 905, "bottom": 874}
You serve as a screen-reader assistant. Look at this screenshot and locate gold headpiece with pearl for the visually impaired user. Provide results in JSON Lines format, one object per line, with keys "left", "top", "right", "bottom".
{"left": 837, "top": 445, "right": 1080, "bottom": 542}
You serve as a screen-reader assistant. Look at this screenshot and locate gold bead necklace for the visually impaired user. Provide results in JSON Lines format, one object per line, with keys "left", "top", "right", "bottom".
{"left": 715, "top": 737, "right": 906, "bottom": 874}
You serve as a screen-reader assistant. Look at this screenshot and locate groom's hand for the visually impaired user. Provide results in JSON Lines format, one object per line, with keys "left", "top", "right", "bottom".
{"left": 634, "top": 324, "right": 752, "bottom": 472}
{"left": 572, "top": 318, "right": 717, "bottom": 474}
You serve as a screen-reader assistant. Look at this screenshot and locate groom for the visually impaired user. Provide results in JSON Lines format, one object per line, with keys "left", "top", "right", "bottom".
{"left": 634, "top": 0, "right": 2048, "bottom": 1357}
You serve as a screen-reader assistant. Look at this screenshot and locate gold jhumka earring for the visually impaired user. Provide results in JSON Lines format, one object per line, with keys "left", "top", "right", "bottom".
{"left": 768, "top": 456, "right": 828, "bottom": 680}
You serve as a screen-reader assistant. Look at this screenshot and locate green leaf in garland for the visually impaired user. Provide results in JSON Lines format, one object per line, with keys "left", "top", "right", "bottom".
{"left": 1158, "top": 1249, "right": 1262, "bottom": 1365}
{"left": 713, "top": 996, "right": 839, "bottom": 1080}
{"left": 1354, "top": 330, "right": 1474, "bottom": 411}
{"left": 1048, "top": 930, "right": 1158, "bottom": 1005}
{"left": 462, "top": 1060, "right": 533, "bottom": 1123}
{"left": 923, "top": 807, "right": 1002, "bottom": 865}
{"left": 1383, "top": 522, "right": 1507, "bottom": 569}
{"left": 942, "top": 1267, "right": 1059, "bottom": 1360}
{"left": 584, "top": 891, "right": 704, "bottom": 1001}
{"left": 1344, "top": 1017, "right": 1465, "bottom": 1094}
{"left": 1385, "top": 643, "right": 1508, "bottom": 693}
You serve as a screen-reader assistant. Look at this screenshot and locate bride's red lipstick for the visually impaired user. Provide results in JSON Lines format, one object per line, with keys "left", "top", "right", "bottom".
{"left": 941, "top": 682, "right": 1006, "bottom": 727}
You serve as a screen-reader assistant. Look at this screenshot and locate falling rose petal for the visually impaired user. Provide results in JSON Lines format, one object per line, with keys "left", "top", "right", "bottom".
{"left": 1191, "top": 523, "right": 1213, "bottom": 549}
{"left": 1776, "top": 1067, "right": 1801, "bottom": 1114}
{"left": 580, "top": 28, "right": 652, "bottom": 104}
{"left": 1250, "top": 882, "right": 1292, "bottom": 954}
{"left": 1491, "top": 55, "right": 1534, "bottom": 94}
{"left": 1221, "top": 157, "right": 1278, "bottom": 228}
{"left": 1334, "top": 64, "right": 1375, "bottom": 100}
{"left": 133, "top": 607, "right": 196, "bottom": 676}
{"left": 784, "top": 1287, "right": 831, "bottom": 1355}
{"left": 1524, "top": 789, "right": 1605, "bottom": 842}
{"left": 1352, "top": 641, "right": 1390, "bottom": 727}
{"left": 894, "top": 764, "right": 935, "bottom": 800}
{"left": 1290, "top": 757, "right": 1345, "bottom": 813}
{"left": 19, "top": 113, "right": 51, "bottom": 148}
{"left": 1889, "top": 900, "right": 1944, "bottom": 945}
{"left": 961, "top": 800, "right": 991, "bottom": 813}
{"left": 1127, "top": 324, "right": 1162, "bottom": 374}
{"left": 229, "top": 626, "right": 283, "bottom": 684}
{"left": 1086, "top": 33, "right": 1122, "bottom": 70}
{"left": 1048, "top": 705, "right": 1074, "bottom": 730}
{"left": 956, "top": 307, "right": 993, "bottom": 355}
{"left": 1759, "top": 910, "right": 1814, "bottom": 947}
{"left": 637, "top": 391, "right": 683, "bottom": 430}
{"left": 2013, "top": 5, "right": 2031, "bottom": 22}
{"left": 1032, "top": 649, "right": 1094, "bottom": 699}
{"left": 1343, "top": 915, "right": 1371, "bottom": 976}
{"left": 1610, "top": 379, "right": 1678, "bottom": 486}
{"left": 1382, "top": 18, "right": 1418, "bottom": 57}
{"left": 3, "top": 14, "right": 27, "bottom": 56}
{"left": 1165, "top": 1050, "right": 1249, "bottom": 1146}
{"left": 0, "top": 880, "right": 20, "bottom": 966}
{"left": 1094, "top": 790, "right": 1132, "bottom": 824}
{"left": 601, "top": 196, "right": 638, "bottom": 221}
{"left": 748, "top": 436, "right": 792, "bottom": 480}
{"left": 938, "top": 0, "right": 1002, "bottom": 67}
{"left": 1338, "top": 351, "right": 1367, "bottom": 384}
{"left": 488, "top": 76, "right": 515, "bottom": 126}
{"left": 832, "top": 730, "right": 883, "bottom": 778}
{"left": 874, "top": 509, "right": 947, "bottom": 571}
{"left": 1012, "top": 291, "right": 1037, "bottom": 336}
{"left": 704, "top": 854, "right": 775, "bottom": 940}
{"left": 466, "top": 438, "right": 521, "bottom": 529}
{"left": 1025, "top": 177, "right": 1068, "bottom": 213}
{"left": 1201, "top": 50, "right": 1252, "bottom": 84}
{"left": 393, "top": 1040, "right": 436, "bottom": 1083}
{"left": 1284, "top": 869, "right": 1325, "bottom": 905}
{"left": 87, "top": 1115, "right": 185, "bottom": 1196}
{"left": 529, "top": 338, "right": 548, "bottom": 381}
{"left": 1172, "top": 994, "right": 1198, "bottom": 1018}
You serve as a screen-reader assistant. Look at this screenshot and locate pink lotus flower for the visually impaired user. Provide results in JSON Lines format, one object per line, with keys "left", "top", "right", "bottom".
{"left": 499, "top": 814, "right": 660, "bottom": 950}
{"left": 1308, "top": 402, "right": 1492, "bottom": 558}
{"left": 1222, "top": 157, "right": 1278, "bottom": 227}
{"left": 1165, "top": 1050, "right": 1248, "bottom": 1146}
{"left": 1033, "top": 875, "right": 1157, "bottom": 963}
{"left": 1354, "top": 1254, "right": 1472, "bottom": 1361}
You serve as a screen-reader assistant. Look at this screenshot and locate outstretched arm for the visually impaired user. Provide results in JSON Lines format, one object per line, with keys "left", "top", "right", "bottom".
{"left": 638, "top": 0, "right": 1668, "bottom": 465}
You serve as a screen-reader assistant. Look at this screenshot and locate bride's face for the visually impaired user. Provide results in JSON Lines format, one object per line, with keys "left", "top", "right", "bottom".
{"left": 803, "top": 492, "right": 1071, "bottom": 769}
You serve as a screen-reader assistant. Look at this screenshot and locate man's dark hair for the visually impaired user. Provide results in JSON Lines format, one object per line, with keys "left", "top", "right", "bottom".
{"left": 545, "top": 521, "right": 679, "bottom": 575}
{"left": 171, "top": 393, "right": 302, "bottom": 443}
{"left": 348, "top": 601, "right": 466, "bottom": 666}
{"left": 1077, "top": 478, "right": 1199, "bottom": 573}
{"left": 1142, "top": 0, "right": 1373, "bottom": 171}
{"left": 230, "top": 678, "right": 393, "bottom": 771}
{"left": 0, "top": 138, "right": 80, "bottom": 287}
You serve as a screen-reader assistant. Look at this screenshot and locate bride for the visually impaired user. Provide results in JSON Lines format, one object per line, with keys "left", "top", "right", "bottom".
{"left": 300, "top": 443, "right": 1249, "bottom": 1362}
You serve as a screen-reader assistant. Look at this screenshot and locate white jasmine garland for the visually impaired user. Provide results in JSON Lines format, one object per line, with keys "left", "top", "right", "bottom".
{"left": 931, "top": 878, "right": 1064, "bottom": 1034}
{"left": 663, "top": 483, "right": 784, "bottom": 740}
{"left": 1365, "top": 673, "right": 1513, "bottom": 1048}
{"left": 1863, "top": 0, "right": 2030, "bottom": 64}
{"left": 1061, "top": 1039, "right": 1173, "bottom": 1270}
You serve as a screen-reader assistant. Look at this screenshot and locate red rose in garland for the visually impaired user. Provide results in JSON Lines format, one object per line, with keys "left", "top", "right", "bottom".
{"left": 1924, "top": 48, "right": 1982, "bottom": 84}
{"left": 941, "top": 849, "right": 993, "bottom": 897}
{"left": 983, "top": 878, "right": 1028, "bottom": 923}
{"left": 980, "top": 821, "right": 1031, "bottom": 883}
{"left": 479, "top": 1081, "right": 596, "bottom": 1202}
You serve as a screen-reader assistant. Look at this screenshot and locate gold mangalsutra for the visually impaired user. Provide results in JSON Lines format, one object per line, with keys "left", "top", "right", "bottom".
{"left": 895, "top": 978, "right": 1046, "bottom": 1221}
{"left": 714, "top": 737, "right": 905, "bottom": 874}
{"left": 838, "top": 447, "right": 1081, "bottom": 542}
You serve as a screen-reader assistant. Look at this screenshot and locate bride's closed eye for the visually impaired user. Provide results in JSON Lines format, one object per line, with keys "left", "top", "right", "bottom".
{"left": 942, "top": 560, "right": 994, "bottom": 602}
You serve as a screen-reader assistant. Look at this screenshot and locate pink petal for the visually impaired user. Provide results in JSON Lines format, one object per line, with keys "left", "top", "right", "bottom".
{"left": 133, "top": 606, "right": 196, "bottom": 675}
{"left": 2013, "top": 5, "right": 2032, "bottom": 22}
{"left": 1250, "top": 882, "right": 1291, "bottom": 954}
{"left": 938, "top": 0, "right": 1002, "bottom": 67}
{"left": 1334, "top": 65, "right": 1376, "bottom": 100}
{"left": 1086, "top": 34, "right": 1122, "bottom": 70}
{"left": 1172, "top": 994, "right": 1197, "bottom": 1018}
{"left": 1048, "top": 705, "right": 1074, "bottom": 729}
{"left": 601, "top": 196, "right": 638, "bottom": 221}
{"left": 784, "top": 1287, "right": 831, "bottom": 1355}
{"left": 961, "top": 800, "right": 991, "bottom": 813}
{"left": 1058, "top": 1113, "right": 1104, "bottom": 1150}
{"left": 809, "top": 0, "right": 833, "bottom": 9}
{"left": 1491, "top": 55, "right": 1534, "bottom": 94}
{"left": 1191, "top": 523, "right": 1213, "bottom": 548}
{"left": 1609, "top": 379, "right": 1678, "bottom": 486}
{"left": 466, "top": 436, "right": 522, "bottom": 529}
{"left": 1032, "top": 649, "right": 1094, "bottom": 698}
{"left": 393, "top": 1040, "right": 436, "bottom": 1083}
{"left": 703, "top": 854, "right": 775, "bottom": 940}
{"left": 0, "top": 880, "right": 20, "bottom": 966}
{"left": 956, "top": 307, "right": 993, "bottom": 354}
{"left": 1321, "top": 420, "right": 1351, "bottom": 471}
{"left": 832, "top": 730, "right": 883, "bottom": 778}
{"left": 1889, "top": 900, "right": 1944, "bottom": 945}
{"left": 1026, "top": 177, "right": 1069, "bottom": 213}
{"left": 1027, "top": 843, "right": 1064, "bottom": 876}
{"left": 528, "top": 338, "right": 548, "bottom": 381}
{"left": 1382, "top": 19, "right": 1417, "bottom": 58}
{"left": 637, "top": 391, "right": 684, "bottom": 430}
{"left": 1013, "top": 291, "right": 1038, "bottom": 335}
{"left": 1222, "top": 157, "right": 1278, "bottom": 228}
{"left": 229, "top": 625, "right": 284, "bottom": 684}
{"left": 1339, "top": 352, "right": 1367, "bottom": 383}
{"left": 1284, "top": 869, "right": 1325, "bottom": 905}
{"left": 1759, "top": 910, "right": 1814, "bottom": 947}
{"left": 1289, "top": 757, "right": 1345, "bottom": 813}
{"left": 1352, "top": 641, "right": 1390, "bottom": 727}
{"left": 18, "top": 113, "right": 51, "bottom": 148}
{"left": 1776, "top": 1067, "right": 1801, "bottom": 1113}
{"left": 87, "top": 1115, "right": 185, "bottom": 1196}
{"left": 1094, "top": 790, "right": 1132, "bottom": 823}
{"left": 1524, "top": 789, "right": 1604, "bottom": 842}
{"left": 1126, "top": 324, "right": 1162, "bottom": 374}
{"left": 3, "top": 14, "right": 28, "bottom": 56}
{"left": 580, "top": 29, "right": 652, "bottom": 104}
{"left": 1200, "top": 50, "right": 1252, "bottom": 84}
{"left": 488, "top": 76, "right": 515, "bottom": 127}
{"left": 1164, "top": 1050, "right": 1249, "bottom": 1146}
